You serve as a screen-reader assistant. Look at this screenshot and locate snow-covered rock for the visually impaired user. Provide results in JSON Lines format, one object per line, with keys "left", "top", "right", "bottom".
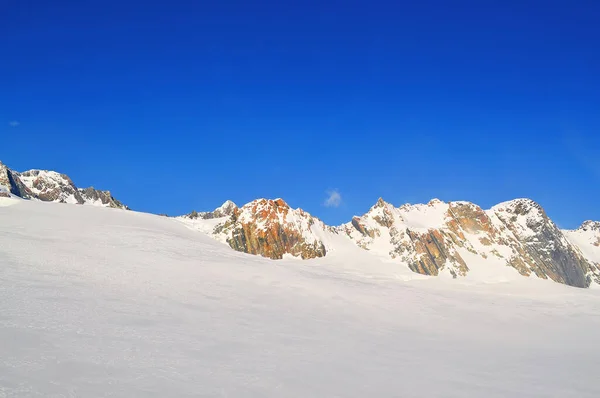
{"left": 0, "top": 161, "right": 34, "bottom": 199}
{"left": 180, "top": 199, "right": 347, "bottom": 260}
{"left": 564, "top": 221, "right": 600, "bottom": 281}
{"left": 490, "top": 199, "right": 598, "bottom": 287}
{"left": 183, "top": 200, "right": 238, "bottom": 220}
{"left": 78, "top": 186, "right": 128, "bottom": 209}
{"left": 0, "top": 161, "right": 128, "bottom": 209}
{"left": 214, "top": 198, "right": 331, "bottom": 260}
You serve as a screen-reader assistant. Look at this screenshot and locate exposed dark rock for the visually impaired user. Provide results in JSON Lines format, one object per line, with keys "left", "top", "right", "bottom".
{"left": 0, "top": 162, "right": 34, "bottom": 199}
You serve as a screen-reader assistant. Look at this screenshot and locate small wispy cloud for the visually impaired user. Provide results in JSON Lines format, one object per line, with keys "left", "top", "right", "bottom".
{"left": 324, "top": 189, "right": 342, "bottom": 208}
{"left": 8, "top": 121, "right": 20, "bottom": 127}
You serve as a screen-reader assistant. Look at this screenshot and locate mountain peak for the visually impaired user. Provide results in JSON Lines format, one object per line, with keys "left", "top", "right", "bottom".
{"left": 0, "top": 161, "right": 34, "bottom": 199}
{"left": 219, "top": 199, "right": 236, "bottom": 207}
{"left": 212, "top": 198, "right": 326, "bottom": 260}
{"left": 579, "top": 220, "right": 600, "bottom": 232}
{"left": 213, "top": 200, "right": 238, "bottom": 218}
{"left": 185, "top": 200, "right": 238, "bottom": 220}
{"left": 272, "top": 198, "right": 289, "bottom": 208}
{"left": 374, "top": 197, "right": 388, "bottom": 207}
{"left": 0, "top": 161, "right": 127, "bottom": 209}
{"left": 491, "top": 198, "right": 548, "bottom": 223}
{"left": 367, "top": 197, "right": 394, "bottom": 214}
{"left": 427, "top": 198, "right": 444, "bottom": 206}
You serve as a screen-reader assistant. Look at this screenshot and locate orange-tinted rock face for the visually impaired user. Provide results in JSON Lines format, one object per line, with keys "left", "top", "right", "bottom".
{"left": 405, "top": 229, "right": 469, "bottom": 277}
{"left": 219, "top": 199, "right": 327, "bottom": 260}
{"left": 446, "top": 202, "right": 495, "bottom": 237}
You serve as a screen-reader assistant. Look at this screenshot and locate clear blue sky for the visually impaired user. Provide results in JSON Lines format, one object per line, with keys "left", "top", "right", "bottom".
{"left": 2, "top": 0, "right": 599, "bottom": 227}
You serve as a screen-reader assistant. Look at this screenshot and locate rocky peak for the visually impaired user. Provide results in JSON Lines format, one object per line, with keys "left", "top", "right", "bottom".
{"left": 491, "top": 199, "right": 549, "bottom": 239}
{"left": 579, "top": 221, "right": 600, "bottom": 232}
{"left": 336, "top": 197, "right": 598, "bottom": 287}
{"left": 78, "top": 187, "right": 129, "bottom": 209}
{"left": 213, "top": 198, "right": 327, "bottom": 260}
{"left": 235, "top": 198, "right": 305, "bottom": 229}
{"left": 567, "top": 221, "right": 600, "bottom": 252}
{"left": 358, "top": 198, "right": 393, "bottom": 226}
{"left": 490, "top": 199, "right": 595, "bottom": 287}
{"left": 18, "top": 169, "right": 83, "bottom": 203}
{"left": 0, "top": 162, "right": 34, "bottom": 199}
{"left": 373, "top": 197, "right": 389, "bottom": 208}
{"left": 20, "top": 169, "right": 75, "bottom": 185}
{"left": 493, "top": 198, "right": 546, "bottom": 218}
{"left": 185, "top": 200, "right": 238, "bottom": 220}
{"left": 214, "top": 200, "right": 238, "bottom": 217}
{"left": 0, "top": 160, "right": 128, "bottom": 209}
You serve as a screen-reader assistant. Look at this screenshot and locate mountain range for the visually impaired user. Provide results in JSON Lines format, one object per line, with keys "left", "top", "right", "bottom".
{"left": 2, "top": 160, "right": 599, "bottom": 288}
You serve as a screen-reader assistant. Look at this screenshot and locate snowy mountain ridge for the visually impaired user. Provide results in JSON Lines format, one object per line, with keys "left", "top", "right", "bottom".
{"left": 180, "top": 197, "right": 600, "bottom": 288}
{"left": 0, "top": 161, "right": 128, "bottom": 209}
{"left": 3, "top": 159, "right": 599, "bottom": 288}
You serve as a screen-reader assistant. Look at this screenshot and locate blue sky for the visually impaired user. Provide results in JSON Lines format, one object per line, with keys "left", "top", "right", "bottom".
{"left": 1, "top": 0, "right": 599, "bottom": 227}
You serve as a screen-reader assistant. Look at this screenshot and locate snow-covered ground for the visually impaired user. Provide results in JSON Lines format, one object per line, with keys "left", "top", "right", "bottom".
{"left": 1, "top": 198, "right": 600, "bottom": 397}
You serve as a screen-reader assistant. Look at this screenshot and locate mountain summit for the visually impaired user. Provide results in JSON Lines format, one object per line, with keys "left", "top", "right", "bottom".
{"left": 0, "top": 161, "right": 128, "bottom": 209}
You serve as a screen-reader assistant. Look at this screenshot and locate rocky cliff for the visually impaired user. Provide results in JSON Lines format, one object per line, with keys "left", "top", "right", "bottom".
{"left": 0, "top": 161, "right": 128, "bottom": 209}
{"left": 214, "top": 198, "right": 328, "bottom": 260}
{"left": 0, "top": 161, "right": 34, "bottom": 199}
{"left": 180, "top": 198, "right": 329, "bottom": 259}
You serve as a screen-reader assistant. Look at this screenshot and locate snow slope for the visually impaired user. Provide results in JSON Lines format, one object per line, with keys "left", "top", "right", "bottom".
{"left": 1, "top": 200, "right": 600, "bottom": 397}
{"left": 565, "top": 222, "right": 600, "bottom": 265}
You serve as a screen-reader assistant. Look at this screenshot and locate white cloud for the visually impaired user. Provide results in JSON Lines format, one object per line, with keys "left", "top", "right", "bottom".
{"left": 8, "top": 121, "right": 20, "bottom": 127}
{"left": 324, "top": 189, "right": 342, "bottom": 208}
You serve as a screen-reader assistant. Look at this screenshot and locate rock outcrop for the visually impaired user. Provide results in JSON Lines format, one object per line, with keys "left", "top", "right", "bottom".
{"left": 490, "top": 199, "right": 597, "bottom": 287}
{"left": 0, "top": 161, "right": 128, "bottom": 209}
{"left": 214, "top": 198, "right": 327, "bottom": 260}
{"left": 0, "top": 161, "right": 34, "bottom": 199}
{"left": 180, "top": 199, "right": 329, "bottom": 260}
{"left": 78, "top": 187, "right": 129, "bottom": 209}
{"left": 339, "top": 199, "right": 472, "bottom": 277}
{"left": 184, "top": 200, "right": 238, "bottom": 220}
{"left": 18, "top": 169, "right": 85, "bottom": 203}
